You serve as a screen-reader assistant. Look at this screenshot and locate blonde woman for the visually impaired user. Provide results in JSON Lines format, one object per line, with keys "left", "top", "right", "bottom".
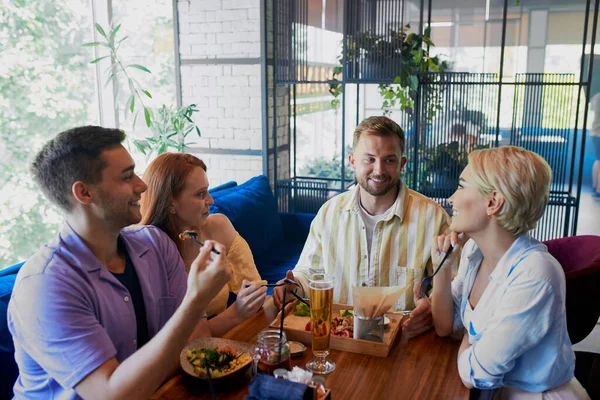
{"left": 140, "top": 153, "right": 266, "bottom": 337}
{"left": 429, "top": 146, "right": 589, "bottom": 399}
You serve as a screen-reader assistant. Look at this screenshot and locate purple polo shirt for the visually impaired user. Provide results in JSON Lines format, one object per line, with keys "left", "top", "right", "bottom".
{"left": 7, "top": 223, "right": 187, "bottom": 399}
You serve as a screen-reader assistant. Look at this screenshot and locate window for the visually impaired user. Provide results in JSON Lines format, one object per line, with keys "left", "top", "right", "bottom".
{"left": 111, "top": 0, "right": 176, "bottom": 142}
{"left": 0, "top": 0, "right": 176, "bottom": 269}
{"left": 0, "top": 0, "right": 98, "bottom": 268}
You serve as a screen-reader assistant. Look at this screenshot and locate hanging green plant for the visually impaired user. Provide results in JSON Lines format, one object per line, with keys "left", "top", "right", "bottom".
{"left": 328, "top": 24, "right": 450, "bottom": 120}
{"left": 376, "top": 25, "right": 451, "bottom": 119}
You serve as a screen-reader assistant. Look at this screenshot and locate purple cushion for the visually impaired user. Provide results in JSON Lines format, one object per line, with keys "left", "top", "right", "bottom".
{"left": 544, "top": 235, "right": 600, "bottom": 274}
{"left": 544, "top": 236, "right": 600, "bottom": 344}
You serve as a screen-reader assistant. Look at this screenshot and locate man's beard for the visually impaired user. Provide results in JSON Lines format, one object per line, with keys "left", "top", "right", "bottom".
{"left": 357, "top": 174, "right": 400, "bottom": 196}
{"left": 97, "top": 189, "right": 140, "bottom": 228}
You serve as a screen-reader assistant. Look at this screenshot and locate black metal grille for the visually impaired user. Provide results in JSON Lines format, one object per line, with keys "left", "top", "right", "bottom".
{"left": 274, "top": 0, "right": 308, "bottom": 83}
{"left": 407, "top": 73, "right": 499, "bottom": 200}
{"left": 531, "top": 193, "right": 577, "bottom": 241}
{"left": 276, "top": 178, "right": 330, "bottom": 214}
{"left": 510, "top": 73, "right": 577, "bottom": 193}
{"left": 344, "top": 0, "right": 407, "bottom": 83}
{"left": 268, "top": 0, "right": 599, "bottom": 239}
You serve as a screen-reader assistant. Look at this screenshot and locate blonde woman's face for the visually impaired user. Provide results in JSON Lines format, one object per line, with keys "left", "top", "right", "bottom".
{"left": 172, "top": 166, "right": 213, "bottom": 231}
{"left": 448, "top": 165, "right": 490, "bottom": 234}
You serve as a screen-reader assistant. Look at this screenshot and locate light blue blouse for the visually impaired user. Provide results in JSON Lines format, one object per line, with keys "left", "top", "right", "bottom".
{"left": 452, "top": 235, "right": 575, "bottom": 391}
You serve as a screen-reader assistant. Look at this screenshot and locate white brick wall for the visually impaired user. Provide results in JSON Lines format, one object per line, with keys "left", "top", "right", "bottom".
{"left": 179, "top": 0, "right": 291, "bottom": 186}
{"left": 179, "top": 0, "right": 260, "bottom": 60}
{"left": 187, "top": 152, "right": 263, "bottom": 187}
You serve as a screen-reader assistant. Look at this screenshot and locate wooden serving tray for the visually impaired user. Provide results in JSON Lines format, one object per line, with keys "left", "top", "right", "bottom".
{"left": 269, "top": 302, "right": 404, "bottom": 358}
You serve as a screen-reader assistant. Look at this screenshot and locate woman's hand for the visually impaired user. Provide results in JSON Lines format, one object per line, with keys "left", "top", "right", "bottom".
{"left": 431, "top": 232, "right": 468, "bottom": 268}
{"left": 233, "top": 280, "right": 267, "bottom": 322}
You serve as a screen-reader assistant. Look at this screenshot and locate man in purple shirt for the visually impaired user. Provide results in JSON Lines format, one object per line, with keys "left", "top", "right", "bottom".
{"left": 7, "top": 126, "right": 231, "bottom": 399}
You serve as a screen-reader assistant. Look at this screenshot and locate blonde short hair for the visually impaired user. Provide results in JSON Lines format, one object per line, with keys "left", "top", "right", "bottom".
{"left": 468, "top": 146, "right": 552, "bottom": 236}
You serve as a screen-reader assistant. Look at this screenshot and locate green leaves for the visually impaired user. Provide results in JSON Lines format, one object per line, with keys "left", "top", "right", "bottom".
{"left": 83, "top": 22, "right": 202, "bottom": 157}
{"left": 95, "top": 23, "right": 107, "bottom": 38}
{"left": 82, "top": 41, "right": 108, "bottom": 47}
{"left": 337, "top": 23, "right": 450, "bottom": 121}
{"left": 144, "top": 107, "right": 152, "bottom": 127}
{"left": 109, "top": 24, "right": 121, "bottom": 43}
{"left": 127, "top": 95, "right": 135, "bottom": 113}
{"left": 128, "top": 64, "right": 151, "bottom": 73}
{"left": 90, "top": 55, "right": 109, "bottom": 64}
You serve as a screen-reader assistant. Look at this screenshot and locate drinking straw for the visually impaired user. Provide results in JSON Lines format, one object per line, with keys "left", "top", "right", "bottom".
{"left": 278, "top": 287, "right": 287, "bottom": 362}
{"left": 204, "top": 358, "right": 217, "bottom": 400}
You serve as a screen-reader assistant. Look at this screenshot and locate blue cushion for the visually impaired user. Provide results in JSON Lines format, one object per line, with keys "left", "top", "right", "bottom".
{"left": 210, "top": 176, "right": 284, "bottom": 258}
{"left": 0, "top": 349, "right": 18, "bottom": 399}
{"left": 0, "top": 263, "right": 22, "bottom": 353}
{"left": 209, "top": 180, "right": 237, "bottom": 194}
{"left": 0, "top": 261, "right": 25, "bottom": 278}
{"left": 0, "top": 274, "right": 17, "bottom": 352}
{"left": 254, "top": 241, "right": 305, "bottom": 294}
{"left": 1, "top": 262, "right": 23, "bottom": 399}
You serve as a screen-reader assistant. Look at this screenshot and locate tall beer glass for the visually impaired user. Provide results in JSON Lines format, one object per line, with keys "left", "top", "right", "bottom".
{"left": 306, "top": 273, "right": 336, "bottom": 374}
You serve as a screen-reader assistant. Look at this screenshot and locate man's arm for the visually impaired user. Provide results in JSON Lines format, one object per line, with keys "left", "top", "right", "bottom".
{"left": 402, "top": 206, "right": 452, "bottom": 336}
{"left": 75, "top": 292, "right": 212, "bottom": 400}
{"left": 73, "top": 241, "right": 230, "bottom": 400}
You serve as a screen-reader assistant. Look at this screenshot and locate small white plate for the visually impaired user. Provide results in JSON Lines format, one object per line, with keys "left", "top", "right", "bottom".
{"left": 288, "top": 340, "right": 307, "bottom": 357}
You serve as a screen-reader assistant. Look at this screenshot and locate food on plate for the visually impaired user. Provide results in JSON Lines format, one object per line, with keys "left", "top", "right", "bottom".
{"left": 178, "top": 230, "right": 197, "bottom": 241}
{"left": 339, "top": 309, "right": 354, "bottom": 318}
{"left": 305, "top": 313, "right": 354, "bottom": 337}
{"left": 331, "top": 315, "right": 354, "bottom": 337}
{"left": 293, "top": 302, "right": 310, "bottom": 316}
{"left": 185, "top": 346, "right": 251, "bottom": 378}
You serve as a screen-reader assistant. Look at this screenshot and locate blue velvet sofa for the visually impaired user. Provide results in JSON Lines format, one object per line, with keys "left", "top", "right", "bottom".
{"left": 0, "top": 175, "right": 315, "bottom": 398}
{"left": 0, "top": 261, "right": 24, "bottom": 400}
{"left": 209, "top": 175, "right": 315, "bottom": 288}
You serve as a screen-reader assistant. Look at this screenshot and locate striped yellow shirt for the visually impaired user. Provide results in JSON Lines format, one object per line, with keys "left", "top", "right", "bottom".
{"left": 293, "top": 181, "right": 450, "bottom": 311}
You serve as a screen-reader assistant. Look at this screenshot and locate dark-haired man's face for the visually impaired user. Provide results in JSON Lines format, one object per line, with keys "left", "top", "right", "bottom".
{"left": 91, "top": 145, "right": 147, "bottom": 229}
{"left": 349, "top": 132, "right": 407, "bottom": 197}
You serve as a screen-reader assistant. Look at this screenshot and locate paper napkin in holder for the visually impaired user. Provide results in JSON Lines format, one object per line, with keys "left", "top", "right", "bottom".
{"left": 351, "top": 286, "right": 405, "bottom": 342}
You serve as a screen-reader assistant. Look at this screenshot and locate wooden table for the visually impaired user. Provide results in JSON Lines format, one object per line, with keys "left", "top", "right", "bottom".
{"left": 153, "top": 298, "right": 470, "bottom": 400}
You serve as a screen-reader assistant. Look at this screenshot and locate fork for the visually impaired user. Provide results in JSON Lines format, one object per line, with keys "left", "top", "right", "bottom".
{"left": 184, "top": 231, "right": 221, "bottom": 255}
{"left": 204, "top": 358, "right": 217, "bottom": 400}
{"left": 245, "top": 279, "right": 310, "bottom": 307}
{"left": 419, "top": 246, "right": 454, "bottom": 299}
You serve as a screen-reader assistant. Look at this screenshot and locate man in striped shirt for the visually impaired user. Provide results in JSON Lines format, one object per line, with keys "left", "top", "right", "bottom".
{"left": 274, "top": 116, "right": 451, "bottom": 337}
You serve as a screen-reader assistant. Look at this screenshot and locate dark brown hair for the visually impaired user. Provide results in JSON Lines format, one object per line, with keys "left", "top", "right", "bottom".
{"left": 140, "top": 153, "right": 207, "bottom": 253}
{"left": 30, "top": 126, "right": 125, "bottom": 211}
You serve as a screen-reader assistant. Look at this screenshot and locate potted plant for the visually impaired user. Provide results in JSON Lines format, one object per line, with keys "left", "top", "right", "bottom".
{"left": 328, "top": 24, "right": 450, "bottom": 119}
{"left": 84, "top": 23, "right": 201, "bottom": 159}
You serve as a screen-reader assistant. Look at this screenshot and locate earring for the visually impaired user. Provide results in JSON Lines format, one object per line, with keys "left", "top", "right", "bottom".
{"left": 486, "top": 212, "right": 492, "bottom": 219}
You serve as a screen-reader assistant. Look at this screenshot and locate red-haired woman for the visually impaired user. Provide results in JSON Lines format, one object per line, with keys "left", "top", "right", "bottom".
{"left": 140, "top": 153, "right": 266, "bottom": 336}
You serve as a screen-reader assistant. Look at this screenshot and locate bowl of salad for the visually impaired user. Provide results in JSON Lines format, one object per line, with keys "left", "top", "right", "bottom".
{"left": 181, "top": 337, "right": 254, "bottom": 380}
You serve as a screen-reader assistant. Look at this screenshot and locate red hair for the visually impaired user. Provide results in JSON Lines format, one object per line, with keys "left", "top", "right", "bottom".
{"left": 140, "top": 153, "right": 207, "bottom": 254}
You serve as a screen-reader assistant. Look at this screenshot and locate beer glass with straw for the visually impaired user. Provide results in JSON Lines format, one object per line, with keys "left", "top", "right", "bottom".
{"left": 306, "top": 273, "right": 336, "bottom": 374}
